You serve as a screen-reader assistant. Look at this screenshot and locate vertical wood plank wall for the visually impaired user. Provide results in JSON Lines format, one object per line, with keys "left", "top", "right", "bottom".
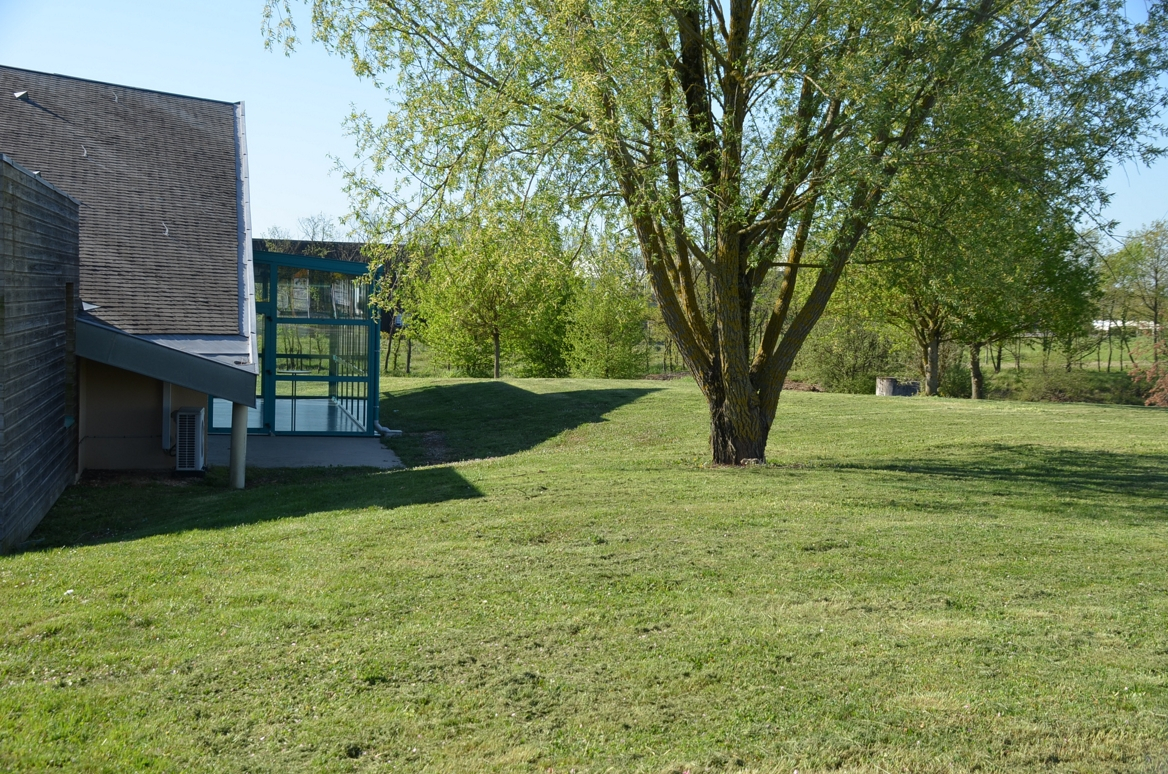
{"left": 0, "top": 157, "right": 80, "bottom": 552}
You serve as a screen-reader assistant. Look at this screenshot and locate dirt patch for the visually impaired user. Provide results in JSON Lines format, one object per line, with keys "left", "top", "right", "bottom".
{"left": 417, "top": 431, "right": 450, "bottom": 465}
{"left": 783, "top": 380, "right": 822, "bottom": 392}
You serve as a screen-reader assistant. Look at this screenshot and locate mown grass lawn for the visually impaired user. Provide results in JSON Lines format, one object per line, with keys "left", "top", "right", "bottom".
{"left": 3, "top": 378, "right": 1167, "bottom": 773}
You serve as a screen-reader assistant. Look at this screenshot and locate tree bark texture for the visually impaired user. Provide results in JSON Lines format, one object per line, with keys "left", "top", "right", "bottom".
{"left": 492, "top": 330, "right": 501, "bottom": 379}
{"left": 969, "top": 342, "right": 985, "bottom": 399}
{"left": 923, "top": 329, "right": 942, "bottom": 396}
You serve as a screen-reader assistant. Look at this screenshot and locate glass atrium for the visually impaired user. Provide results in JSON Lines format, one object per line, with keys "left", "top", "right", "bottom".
{"left": 210, "top": 250, "right": 380, "bottom": 436}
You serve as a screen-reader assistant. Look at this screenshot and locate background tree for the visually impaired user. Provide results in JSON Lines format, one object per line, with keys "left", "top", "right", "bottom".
{"left": 267, "top": 0, "right": 1168, "bottom": 463}
{"left": 567, "top": 245, "right": 650, "bottom": 379}
{"left": 400, "top": 205, "right": 572, "bottom": 378}
{"left": 850, "top": 161, "right": 1089, "bottom": 398}
{"left": 259, "top": 225, "right": 294, "bottom": 254}
{"left": 1126, "top": 221, "right": 1168, "bottom": 361}
{"left": 1098, "top": 240, "right": 1143, "bottom": 370}
{"left": 298, "top": 212, "right": 339, "bottom": 242}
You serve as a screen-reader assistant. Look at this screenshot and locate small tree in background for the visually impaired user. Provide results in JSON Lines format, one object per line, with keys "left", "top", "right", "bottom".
{"left": 404, "top": 205, "right": 572, "bottom": 378}
{"left": 1124, "top": 221, "right": 1168, "bottom": 361}
{"left": 850, "top": 147, "right": 1091, "bottom": 398}
{"left": 513, "top": 281, "right": 575, "bottom": 378}
{"left": 567, "top": 246, "right": 649, "bottom": 379}
{"left": 1099, "top": 240, "right": 1145, "bottom": 370}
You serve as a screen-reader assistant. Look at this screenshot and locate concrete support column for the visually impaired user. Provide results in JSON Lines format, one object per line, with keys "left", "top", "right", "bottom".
{"left": 229, "top": 402, "right": 248, "bottom": 489}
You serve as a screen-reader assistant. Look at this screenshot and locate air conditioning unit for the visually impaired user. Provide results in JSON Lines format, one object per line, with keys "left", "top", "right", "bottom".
{"left": 174, "top": 407, "right": 206, "bottom": 474}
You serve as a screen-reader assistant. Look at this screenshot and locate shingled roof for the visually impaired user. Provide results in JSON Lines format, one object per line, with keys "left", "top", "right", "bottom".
{"left": 0, "top": 65, "right": 246, "bottom": 336}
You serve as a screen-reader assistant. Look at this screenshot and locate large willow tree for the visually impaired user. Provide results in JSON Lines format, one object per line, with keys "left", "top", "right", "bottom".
{"left": 266, "top": 0, "right": 1167, "bottom": 463}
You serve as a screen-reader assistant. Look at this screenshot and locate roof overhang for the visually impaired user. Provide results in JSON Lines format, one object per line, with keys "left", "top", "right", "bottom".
{"left": 77, "top": 315, "right": 257, "bottom": 406}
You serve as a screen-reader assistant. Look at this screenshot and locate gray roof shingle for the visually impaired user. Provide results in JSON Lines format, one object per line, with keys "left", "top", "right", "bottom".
{"left": 0, "top": 65, "right": 243, "bottom": 335}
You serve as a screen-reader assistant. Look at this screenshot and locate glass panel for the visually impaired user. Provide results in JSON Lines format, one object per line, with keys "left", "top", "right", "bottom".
{"left": 275, "top": 323, "right": 368, "bottom": 378}
{"left": 275, "top": 266, "right": 368, "bottom": 319}
{"left": 254, "top": 262, "right": 271, "bottom": 304}
{"left": 273, "top": 379, "right": 367, "bottom": 433}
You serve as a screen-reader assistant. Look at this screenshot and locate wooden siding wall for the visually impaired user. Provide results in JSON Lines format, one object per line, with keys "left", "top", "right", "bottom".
{"left": 0, "top": 158, "right": 80, "bottom": 552}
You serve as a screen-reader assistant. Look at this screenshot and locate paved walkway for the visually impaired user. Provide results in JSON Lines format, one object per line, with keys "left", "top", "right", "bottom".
{"left": 207, "top": 435, "right": 403, "bottom": 469}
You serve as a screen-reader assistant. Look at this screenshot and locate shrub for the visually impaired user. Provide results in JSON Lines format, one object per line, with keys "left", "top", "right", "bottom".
{"left": 938, "top": 363, "right": 972, "bottom": 398}
{"left": 512, "top": 280, "right": 574, "bottom": 378}
{"left": 801, "top": 321, "right": 903, "bottom": 394}
{"left": 1007, "top": 369, "right": 1146, "bottom": 404}
{"left": 936, "top": 342, "right": 971, "bottom": 398}
{"left": 1130, "top": 342, "right": 1168, "bottom": 406}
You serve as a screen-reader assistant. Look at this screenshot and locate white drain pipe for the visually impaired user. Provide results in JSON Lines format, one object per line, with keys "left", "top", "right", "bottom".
{"left": 373, "top": 420, "right": 403, "bottom": 438}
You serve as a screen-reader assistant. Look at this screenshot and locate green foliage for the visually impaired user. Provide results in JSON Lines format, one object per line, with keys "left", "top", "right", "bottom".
{"left": 510, "top": 271, "right": 575, "bottom": 379}
{"left": 1009, "top": 369, "right": 1147, "bottom": 404}
{"left": 939, "top": 363, "right": 973, "bottom": 399}
{"left": 801, "top": 320, "right": 905, "bottom": 394}
{"left": 1108, "top": 221, "right": 1168, "bottom": 369}
{"left": 511, "top": 292, "right": 574, "bottom": 378}
{"left": 848, "top": 140, "right": 1096, "bottom": 397}
{"left": 566, "top": 249, "right": 649, "bottom": 379}
{"left": 266, "top": 0, "right": 1168, "bottom": 459}
{"left": 403, "top": 204, "right": 572, "bottom": 378}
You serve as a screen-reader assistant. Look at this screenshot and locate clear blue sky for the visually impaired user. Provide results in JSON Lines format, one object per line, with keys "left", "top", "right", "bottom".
{"left": 1, "top": 0, "right": 1164, "bottom": 240}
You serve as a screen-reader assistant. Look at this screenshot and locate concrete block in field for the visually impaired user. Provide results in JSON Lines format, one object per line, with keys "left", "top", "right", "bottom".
{"left": 875, "top": 377, "right": 920, "bottom": 397}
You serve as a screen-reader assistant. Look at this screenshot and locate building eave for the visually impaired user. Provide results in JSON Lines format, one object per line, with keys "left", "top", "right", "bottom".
{"left": 77, "top": 316, "right": 257, "bottom": 407}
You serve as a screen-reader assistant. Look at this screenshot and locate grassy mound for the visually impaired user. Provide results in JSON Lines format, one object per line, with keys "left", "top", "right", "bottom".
{"left": 2, "top": 379, "right": 1167, "bottom": 772}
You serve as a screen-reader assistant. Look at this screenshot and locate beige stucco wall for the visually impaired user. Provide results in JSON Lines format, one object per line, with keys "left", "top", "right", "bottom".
{"left": 78, "top": 359, "right": 208, "bottom": 472}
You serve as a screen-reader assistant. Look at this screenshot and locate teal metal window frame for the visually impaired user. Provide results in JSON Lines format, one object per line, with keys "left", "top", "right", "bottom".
{"left": 210, "top": 250, "right": 381, "bottom": 436}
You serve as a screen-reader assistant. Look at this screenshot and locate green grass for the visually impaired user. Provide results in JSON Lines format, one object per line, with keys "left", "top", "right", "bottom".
{"left": 3, "top": 379, "right": 1168, "bottom": 773}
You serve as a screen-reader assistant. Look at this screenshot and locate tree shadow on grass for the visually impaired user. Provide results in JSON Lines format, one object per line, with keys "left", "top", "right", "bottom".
{"left": 20, "top": 464, "right": 481, "bottom": 553}
{"left": 380, "top": 380, "right": 660, "bottom": 465}
{"left": 847, "top": 443, "right": 1168, "bottom": 520}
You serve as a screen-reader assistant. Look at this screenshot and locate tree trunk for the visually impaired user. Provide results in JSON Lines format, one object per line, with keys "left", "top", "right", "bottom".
{"left": 969, "top": 342, "right": 985, "bottom": 399}
{"left": 406, "top": 338, "right": 412, "bottom": 375}
{"left": 1154, "top": 296, "right": 1160, "bottom": 363}
{"left": 993, "top": 342, "right": 1003, "bottom": 374}
{"left": 492, "top": 330, "right": 501, "bottom": 378}
{"left": 923, "top": 328, "right": 942, "bottom": 396}
{"left": 707, "top": 388, "right": 768, "bottom": 465}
